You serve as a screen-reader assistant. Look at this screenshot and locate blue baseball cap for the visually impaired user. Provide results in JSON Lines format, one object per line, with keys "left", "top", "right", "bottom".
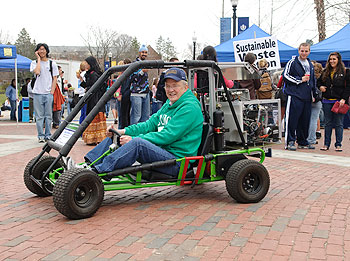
{"left": 164, "top": 68, "right": 187, "bottom": 82}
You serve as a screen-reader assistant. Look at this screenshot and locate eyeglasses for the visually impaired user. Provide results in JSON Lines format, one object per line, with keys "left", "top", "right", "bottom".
{"left": 165, "top": 84, "right": 181, "bottom": 90}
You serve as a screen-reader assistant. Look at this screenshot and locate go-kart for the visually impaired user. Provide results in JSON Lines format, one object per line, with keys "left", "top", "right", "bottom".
{"left": 24, "top": 60, "right": 270, "bottom": 219}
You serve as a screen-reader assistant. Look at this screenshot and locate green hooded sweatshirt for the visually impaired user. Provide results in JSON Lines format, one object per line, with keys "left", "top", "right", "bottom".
{"left": 125, "top": 89, "right": 203, "bottom": 158}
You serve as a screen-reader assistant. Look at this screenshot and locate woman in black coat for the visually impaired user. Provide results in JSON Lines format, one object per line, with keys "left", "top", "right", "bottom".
{"left": 78, "top": 56, "right": 107, "bottom": 145}
{"left": 318, "top": 52, "right": 350, "bottom": 151}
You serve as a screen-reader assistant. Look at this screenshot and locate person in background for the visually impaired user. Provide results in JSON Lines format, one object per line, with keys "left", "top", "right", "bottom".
{"left": 77, "top": 56, "right": 107, "bottom": 145}
{"left": 318, "top": 52, "right": 350, "bottom": 151}
{"left": 238, "top": 53, "right": 261, "bottom": 99}
{"left": 57, "top": 66, "right": 68, "bottom": 119}
{"left": 256, "top": 59, "right": 273, "bottom": 99}
{"left": 119, "top": 58, "right": 132, "bottom": 128}
{"left": 5, "top": 79, "right": 17, "bottom": 121}
{"left": 52, "top": 74, "right": 65, "bottom": 129}
{"left": 76, "top": 61, "right": 87, "bottom": 124}
{"left": 306, "top": 61, "right": 323, "bottom": 147}
{"left": 283, "top": 42, "right": 317, "bottom": 151}
{"left": 130, "top": 45, "right": 150, "bottom": 125}
{"left": 151, "top": 77, "right": 161, "bottom": 114}
{"left": 194, "top": 47, "right": 234, "bottom": 89}
{"left": 27, "top": 79, "right": 34, "bottom": 123}
{"left": 20, "top": 78, "right": 30, "bottom": 98}
{"left": 108, "top": 73, "right": 118, "bottom": 124}
{"left": 66, "top": 83, "right": 75, "bottom": 115}
{"left": 30, "top": 43, "right": 59, "bottom": 142}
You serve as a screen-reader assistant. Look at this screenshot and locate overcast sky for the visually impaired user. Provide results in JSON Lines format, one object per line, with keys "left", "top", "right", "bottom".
{"left": 0, "top": 0, "right": 346, "bottom": 58}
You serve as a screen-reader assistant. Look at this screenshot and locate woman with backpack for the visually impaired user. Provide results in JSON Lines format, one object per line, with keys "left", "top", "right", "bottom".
{"left": 77, "top": 56, "right": 107, "bottom": 145}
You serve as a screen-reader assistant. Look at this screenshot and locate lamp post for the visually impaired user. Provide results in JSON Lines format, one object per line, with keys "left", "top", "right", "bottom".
{"left": 231, "top": 0, "right": 238, "bottom": 38}
{"left": 192, "top": 34, "right": 197, "bottom": 60}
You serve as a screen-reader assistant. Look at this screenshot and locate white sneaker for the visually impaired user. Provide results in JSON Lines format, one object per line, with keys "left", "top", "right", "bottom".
{"left": 62, "top": 156, "right": 75, "bottom": 170}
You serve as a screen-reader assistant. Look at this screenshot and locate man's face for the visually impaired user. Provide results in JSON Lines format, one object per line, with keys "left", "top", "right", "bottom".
{"left": 37, "top": 46, "right": 47, "bottom": 58}
{"left": 165, "top": 78, "right": 188, "bottom": 104}
{"left": 139, "top": 51, "right": 148, "bottom": 60}
{"left": 298, "top": 45, "right": 310, "bottom": 60}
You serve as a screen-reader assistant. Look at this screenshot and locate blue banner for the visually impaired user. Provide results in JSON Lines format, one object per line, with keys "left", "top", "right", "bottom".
{"left": 0, "top": 44, "right": 17, "bottom": 59}
{"left": 104, "top": 61, "right": 110, "bottom": 71}
{"left": 220, "top": 18, "right": 231, "bottom": 43}
{"left": 238, "top": 17, "right": 249, "bottom": 35}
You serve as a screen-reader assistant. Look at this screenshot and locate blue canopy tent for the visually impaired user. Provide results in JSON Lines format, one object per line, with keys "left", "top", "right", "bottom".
{"left": 310, "top": 23, "right": 350, "bottom": 67}
{"left": 215, "top": 24, "right": 298, "bottom": 64}
{"left": 0, "top": 54, "right": 31, "bottom": 71}
{"left": 0, "top": 44, "right": 31, "bottom": 123}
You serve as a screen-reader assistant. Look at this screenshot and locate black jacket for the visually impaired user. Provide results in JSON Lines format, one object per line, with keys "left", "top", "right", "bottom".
{"left": 283, "top": 57, "right": 316, "bottom": 101}
{"left": 80, "top": 70, "right": 106, "bottom": 114}
{"left": 155, "top": 72, "right": 167, "bottom": 103}
{"left": 317, "top": 69, "right": 350, "bottom": 103}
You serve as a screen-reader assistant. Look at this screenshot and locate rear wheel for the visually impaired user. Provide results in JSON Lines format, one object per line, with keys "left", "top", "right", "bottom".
{"left": 24, "top": 156, "right": 65, "bottom": 197}
{"left": 53, "top": 168, "right": 104, "bottom": 219}
{"left": 225, "top": 159, "right": 270, "bottom": 203}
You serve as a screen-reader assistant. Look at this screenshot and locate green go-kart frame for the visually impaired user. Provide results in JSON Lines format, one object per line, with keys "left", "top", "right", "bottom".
{"left": 23, "top": 60, "right": 270, "bottom": 220}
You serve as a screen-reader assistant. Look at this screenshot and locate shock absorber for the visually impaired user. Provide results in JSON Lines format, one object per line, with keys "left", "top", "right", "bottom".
{"left": 213, "top": 105, "right": 225, "bottom": 152}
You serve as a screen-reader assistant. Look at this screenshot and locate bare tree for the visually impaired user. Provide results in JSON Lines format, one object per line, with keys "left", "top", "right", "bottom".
{"left": 81, "top": 26, "right": 119, "bottom": 68}
{"left": 314, "top": 0, "right": 326, "bottom": 41}
{"left": 0, "top": 29, "right": 11, "bottom": 44}
{"left": 112, "top": 34, "right": 140, "bottom": 62}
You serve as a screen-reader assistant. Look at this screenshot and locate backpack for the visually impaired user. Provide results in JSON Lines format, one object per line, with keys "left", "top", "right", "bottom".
{"left": 257, "top": 72, "right": 273, "bottom": 99}
{"left": 30, "top": 60, "right": 53, "bottom": 89}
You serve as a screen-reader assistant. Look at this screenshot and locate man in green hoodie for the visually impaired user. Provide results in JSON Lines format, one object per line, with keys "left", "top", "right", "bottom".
{"left": 77, "top": 68, "right": 203, "bottom": 177}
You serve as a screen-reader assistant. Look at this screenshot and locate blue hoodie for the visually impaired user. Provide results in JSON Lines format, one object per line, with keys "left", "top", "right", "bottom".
{"left": 283, "top": 56, "right": 316, "bottom": 101}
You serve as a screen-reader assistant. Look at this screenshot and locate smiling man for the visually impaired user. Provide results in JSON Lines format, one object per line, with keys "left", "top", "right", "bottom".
{"left": 68, "top": 68, "right": 203, "bottom": 178}
{"left": 283, "top": 42, "right": 317, "bottom": 151}
{"left": 30, "top": 43, "right": 59, "bottom": 143}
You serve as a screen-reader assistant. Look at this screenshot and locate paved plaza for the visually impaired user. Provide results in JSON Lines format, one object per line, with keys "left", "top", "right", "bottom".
{"left": 1, "top": 115, "right": 350, "bottom": 260}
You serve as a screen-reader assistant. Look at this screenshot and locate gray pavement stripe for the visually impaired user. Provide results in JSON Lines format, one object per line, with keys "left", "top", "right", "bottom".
{"left": 0, "top": 134, "right": 38, "bottom": 140}
{"left": 272, "top": 149, "right": 350, "bottom": 167}
{"left": 0, "top": 139, "right": 42, "bottom": 157}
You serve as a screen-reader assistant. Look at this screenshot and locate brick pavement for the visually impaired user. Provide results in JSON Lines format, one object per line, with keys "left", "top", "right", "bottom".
{"left": 1, "top": 120, "right": 350, "bottom": 260}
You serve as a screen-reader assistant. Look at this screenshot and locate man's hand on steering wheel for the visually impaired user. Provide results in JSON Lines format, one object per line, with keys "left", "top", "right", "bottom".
{"left": 106, "top": 124, "right": 125, "bottom": 138}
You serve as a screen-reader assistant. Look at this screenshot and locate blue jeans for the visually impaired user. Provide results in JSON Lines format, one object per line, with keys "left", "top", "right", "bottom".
{"left": 85, "top": 137, "right": 180, "bottom": 177}
{"left": 9, "top": 99, "right": 16, "bottom": 120}
{"left": 130, "top": 93, "right": 150, "bottom": 125}
{"left": 33, "top": 93, "right": 53, "bottom": 139}
{"left": 79, "top": 104, "right": 87, "bottom": 124}
{"left": 67, "top": 97, "right": 74, "bottom": 115}
{"left": 105, "top": 101, "right": 110, "bottom": 118}
{"left": 322, "top": 102, "right": 345, "bottom": 147}
{"left": 307, "top": 101, "right": 322, "bottom": 145}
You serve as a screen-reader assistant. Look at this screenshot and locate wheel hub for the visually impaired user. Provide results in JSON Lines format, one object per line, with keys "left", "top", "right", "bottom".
{"left": 243, "top": 173, "right": 260, "bottom": 193}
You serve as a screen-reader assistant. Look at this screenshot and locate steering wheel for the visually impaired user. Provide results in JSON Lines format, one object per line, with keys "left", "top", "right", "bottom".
{"left": 108, "top": 128, "right": 122, "bottom": 137}
{"left": 109, "top": 128, "right": 121, "bottom": 147}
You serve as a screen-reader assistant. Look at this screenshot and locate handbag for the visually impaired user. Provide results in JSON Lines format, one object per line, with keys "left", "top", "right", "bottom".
{"left": 314, "top": 88, "right": 322, "bottom": 103}
{"left": 331, "top": 101, "right": 350, "bottom": 114}
{"left": 275, "top": 88, "right": 287, "bottom": 103}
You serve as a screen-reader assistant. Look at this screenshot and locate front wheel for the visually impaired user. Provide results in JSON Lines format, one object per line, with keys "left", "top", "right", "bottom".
{"left": 24, "top": 155, "right": 65, "bottom": 197}
{"left": 53, "top": 168, "right": 104, "bottom": 219}
{"left": 225, "top": 159, "right": 270, "bottom": 203}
